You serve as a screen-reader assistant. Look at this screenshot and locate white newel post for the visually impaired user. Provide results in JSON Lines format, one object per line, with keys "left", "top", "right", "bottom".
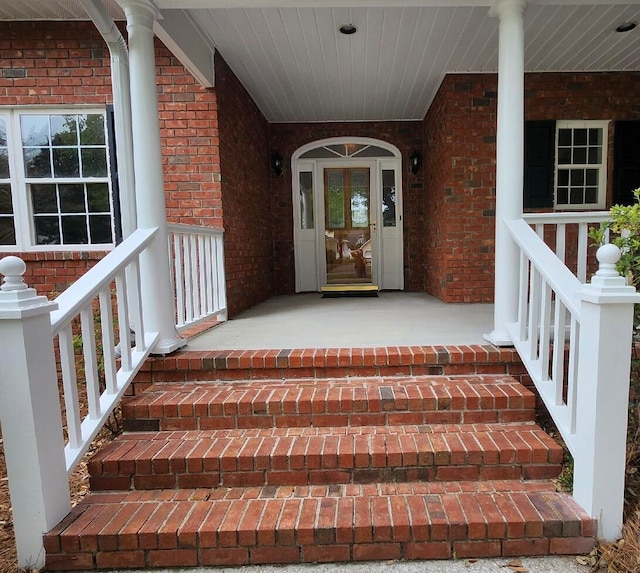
{"left": 574, "top": 244, "right": 640, "bottom": 540}
{"left": 485, "top": 0, "right": 527, "bottom": 346}
{"left": 119, "top": 0, "right": 185, "bottom": 354}
{"left": 0, "top": 257, "right": 70, "bottom": 569}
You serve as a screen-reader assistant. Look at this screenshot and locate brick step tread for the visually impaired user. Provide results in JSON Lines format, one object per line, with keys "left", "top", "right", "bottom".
{"left": 88, "top": 424, "right": 563, "bottom": 490}
{"left": 44, "top": 482, "right": 596, "bottom": 570}
{"left": 123, "top": 375, "right": 535, "bottom": 430}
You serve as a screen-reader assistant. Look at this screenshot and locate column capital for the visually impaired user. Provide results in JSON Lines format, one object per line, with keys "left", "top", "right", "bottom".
{"left": 117, "top": 0, "right": 159, "bottom": 28}
{"left": 491, "top": 0, "right": 528, "bottom": 20}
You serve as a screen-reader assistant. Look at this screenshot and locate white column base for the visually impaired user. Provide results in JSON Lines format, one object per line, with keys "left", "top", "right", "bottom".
{"left": 152, "top": 335, "right": 187, "bottom": 356}
{"left": 483, "top": 330, "right": 514, "bottom": 347}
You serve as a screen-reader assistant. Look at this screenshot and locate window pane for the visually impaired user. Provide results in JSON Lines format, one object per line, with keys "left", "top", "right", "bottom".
{"left": 0, "top": 217, "right": 15, "bottom": 245}
{"left": 61, "top": 215, "right": 88, "bottom": 244}
{"left": 81, "top": 148, "right": 107, "bottom": 177}
{"left": 570, "top": 188, "right": 584, "bottom": 204}
{"left": 585, "top": 187, "right": 598, "bottom": 204}
{"left": 79, "top": 114, "right": 106, "bottom": 145}
{"left": 59, "top": 184, "right": 85, "bottom": 213}
{"left": 557, "top": 170, "right": 569, "bottom": 187}
{"left": 557, "top": 148, "right": 571, "bottom": 164}
{"left": 382, "top": 169, "right": 396, "bottom": 227}
{"left": 89, "top": 214, "right": 112, "bottom": 243}
{"left": 32, "top": 184, "right": 58, "bottom": 213}
{"left": 299, "top": 172, "right": 314, "bottom": 230}
{"left": 558, "top": 129, "right": 572, "bottom": 147}
{"left": 300, "top": 147, "right": 341, "bottom": 159}
{"left": 573, "top": 147, "right": 587, "bottom": 164}
{"left": 586, "top": 169, "right": 598, "bottom": 186}
{"left": 588, "top": 129, "right": 602, "bottom": 145}
{"left": 50, "top": 115, "right": 78, "bottom": 146}
{"left": 574, "top": 129, "right": 587, "bottom": 145}
{"left": 570, "top": 169, "right": 584, "bottom": 186}
{"left": 24, "top": 147, "right": 52, "bottom": 177}
{"left": 87, "top": 183, "right": 110, "bottom": 212}
{"left": 351, "top": 187, "right": 369, "bottom": 228}
{"left": 557, "top": 188, "right": 568, "bottom": 205}
{"left": 352, "top": 146, "right": 394, "bottom": 158}
{"left": 0, "top": 149, "right": 9, "bottom": 179}
{"left": 34, "top": 216, "right": 61, "bottom": 244}
{"left": 21, "top": 115, "right": 50, "bottom": 146}
{"left": 326, "top": 171, "right": 345, "bottom": 228}
{"left": 0, "top": 185, "right": 13, "bottom": 214}
{"left": 0, "top": 116, "right": 6, "bottom": 146}
{"left": 588, "top": 147, "right": 602, "bottom": 164}
{"left": 53, "top": 148, "right": 80, "bottom": 177}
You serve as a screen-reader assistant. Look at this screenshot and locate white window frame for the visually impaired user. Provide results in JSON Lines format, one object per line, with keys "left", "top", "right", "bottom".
{"left": 0, "top": 107, "right": 115, "bottom": 252}
{"left": 554, "top": 120, "right": 609, "bottom": 211}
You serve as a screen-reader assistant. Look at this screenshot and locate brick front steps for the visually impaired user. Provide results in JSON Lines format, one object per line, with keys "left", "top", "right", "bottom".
{"left": 44, "top": 357, "right": 595, "bottom": 570}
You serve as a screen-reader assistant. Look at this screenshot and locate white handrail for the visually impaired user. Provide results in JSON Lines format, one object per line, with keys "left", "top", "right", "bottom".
{"left": 0, "top": 227, "right": 161, "bottom": 568}
{"left": 168, "top": 223, "right": 227, "bottom": 330}
{"left": 507, "top": 216, "right": 640, "bottom": 540}
{"left": 51, "top": 227, "right": 160, "bottom": 471}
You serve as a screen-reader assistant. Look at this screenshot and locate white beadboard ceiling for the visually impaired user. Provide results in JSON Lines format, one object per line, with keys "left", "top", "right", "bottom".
{"left": 1, "top": 1, "right": 639, "bottom": 122}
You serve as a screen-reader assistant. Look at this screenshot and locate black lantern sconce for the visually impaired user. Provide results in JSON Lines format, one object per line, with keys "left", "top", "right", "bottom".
{"left": 409, "top": 150, "right": 421, "bottom": 174}
{"left": 271, "top": 152, "right": 283, "bottom": 176}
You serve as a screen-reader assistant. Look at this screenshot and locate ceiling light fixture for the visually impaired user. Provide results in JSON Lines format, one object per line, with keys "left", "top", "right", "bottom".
{"left": 339, "top": 23, "right": 357, "bottom": 35}
{"left": 616, "top": 20, "right": 638, "bottom": 33}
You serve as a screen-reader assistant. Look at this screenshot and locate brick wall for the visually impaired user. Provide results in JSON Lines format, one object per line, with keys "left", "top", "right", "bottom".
{"left": 0, "top": 21, "right": 223, "bottom": 298}
{"left": 423, "top": 72, "right": 640, "bottom": 303}
{"left": 268, "top": 122, "right": 424, "bottom": 294}
{"left": 215, "top": 54, "right": 272, "bottom": 317}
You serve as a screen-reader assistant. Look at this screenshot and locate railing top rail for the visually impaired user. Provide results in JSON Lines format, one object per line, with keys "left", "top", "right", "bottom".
{"left": 50, "top": 227, "right": 157, "bottom": 334}
{"left": 507, "top": 218, "right": 583, "bottom": 317}
{"left": 523, "top": 211, "right": 610, "bottom": 225}
{"left": 168, "top": 223, "right": 224, "bottom": 237}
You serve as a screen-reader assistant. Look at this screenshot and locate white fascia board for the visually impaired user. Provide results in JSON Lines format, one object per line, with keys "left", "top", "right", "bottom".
{"left": 154, "top": 8, "right": 216, "bottom": 88}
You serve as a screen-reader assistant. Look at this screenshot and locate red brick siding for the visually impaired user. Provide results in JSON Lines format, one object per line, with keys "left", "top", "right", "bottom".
{"left": 215, "top": 54, "right": 272, "bottom": 317}
{"left": 0, "top": 21, "right": 223, "bottom": 297}
{"left": 423, "top": 72, "right": 640, "bottom": 303}
{"left": 268, "top": 122, "right": 424, "bottom": 294}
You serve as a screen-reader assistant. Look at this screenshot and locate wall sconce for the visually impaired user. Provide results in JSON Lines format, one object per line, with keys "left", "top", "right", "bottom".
{"left": 409, "top": 150, "right": 421, "bottom": 174}
{"left": 271, "top": 152, "right": 283, "bottom": 176}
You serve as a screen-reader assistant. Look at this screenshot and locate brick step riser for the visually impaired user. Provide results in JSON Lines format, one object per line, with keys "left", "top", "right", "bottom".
{"left": 90, "top": 463, "right": 563, "bottom": 491}
{"left": 123, "top": 409, "right": 536, "bottom": 432}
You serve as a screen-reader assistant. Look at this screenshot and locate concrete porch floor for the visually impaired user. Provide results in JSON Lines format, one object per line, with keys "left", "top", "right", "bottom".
{"left": 186, "top": 292, "right": 495, "bottom": 350}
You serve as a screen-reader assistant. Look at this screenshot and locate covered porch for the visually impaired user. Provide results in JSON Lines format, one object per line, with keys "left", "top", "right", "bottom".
{"left": 186, "top": 293, "right": 494, "bottom": 350}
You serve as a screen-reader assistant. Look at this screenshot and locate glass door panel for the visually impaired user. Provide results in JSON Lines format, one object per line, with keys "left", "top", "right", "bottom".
{"left": 324, "top": 168, "right": 372, "bottom": 285}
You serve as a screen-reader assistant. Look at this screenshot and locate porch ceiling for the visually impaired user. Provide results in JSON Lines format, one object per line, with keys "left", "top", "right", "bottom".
{"left": 1, "top": 1, "right": 640, "bottom": 122}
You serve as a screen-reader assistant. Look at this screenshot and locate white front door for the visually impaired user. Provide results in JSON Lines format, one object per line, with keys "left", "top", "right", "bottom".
{"left": 292, "top": 138, "right": 403, "bottom": 292}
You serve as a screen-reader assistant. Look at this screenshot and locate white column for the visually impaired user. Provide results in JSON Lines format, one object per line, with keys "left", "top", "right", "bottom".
{"left": 485, "top": 0, "right": 528, "bottom": 346}
{"left": 0, "top": 257, "right": 71, "bottom": 569}
{"left": 574, "top": 244, "right": 640, "bottom": 540}
{"left": 119, "top": 0, "right": 185, "bottom": 354}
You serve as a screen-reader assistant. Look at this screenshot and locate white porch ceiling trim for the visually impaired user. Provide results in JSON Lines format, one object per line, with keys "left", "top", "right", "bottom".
{"left": 0, "top": 1, "right": 639, "bottom": 122}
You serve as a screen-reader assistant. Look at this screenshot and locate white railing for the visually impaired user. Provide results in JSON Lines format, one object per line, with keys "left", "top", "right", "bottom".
{"left": 0, "top": 227, "right": 159, "bottom": 568}
{"left": 507, "top": 218, "right": 640, "bottom": 541}
{"left": 50, "top": 227, "right": 160, "bottom": 471}
{"left": 168, "top": 224, "right": 227, "bottom": 330}
{"left": 523, "top": 211, "right": 610, "bottom": 283}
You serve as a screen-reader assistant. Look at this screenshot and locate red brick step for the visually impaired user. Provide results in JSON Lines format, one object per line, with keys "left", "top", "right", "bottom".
{"left": 44, "top": 481, "right": 596, "bottom": 570}
{"left": 88, "top": 423, "right": 563, "bottom": 491}
{"left": 122, "top": 375, "right": 536, "bottom": 432}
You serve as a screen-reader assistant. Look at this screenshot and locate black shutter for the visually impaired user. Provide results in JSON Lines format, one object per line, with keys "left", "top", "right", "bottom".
{"left": 524, "top": 121, "right": 555, "bottom": 209}
{"left": 106, "top": 105, "right": 123, "bottom": 244}
{"left": 613, "top": 121, "right": 640, "bottom": 206}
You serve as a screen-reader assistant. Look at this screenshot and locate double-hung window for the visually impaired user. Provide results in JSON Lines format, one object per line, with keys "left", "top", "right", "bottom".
{"left": 0, "top": 109, "right": 115, "bottom": 251}
{"left": 524, "top": 119, "right": 609, "bottom": 210}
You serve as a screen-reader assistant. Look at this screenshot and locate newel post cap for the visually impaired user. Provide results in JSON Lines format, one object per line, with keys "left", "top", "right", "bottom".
{"left": 581, "top": 244, "right": 640, "bottom": 304}
{"left": 0, "top": 256, "right": 57, "bottom": 318}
